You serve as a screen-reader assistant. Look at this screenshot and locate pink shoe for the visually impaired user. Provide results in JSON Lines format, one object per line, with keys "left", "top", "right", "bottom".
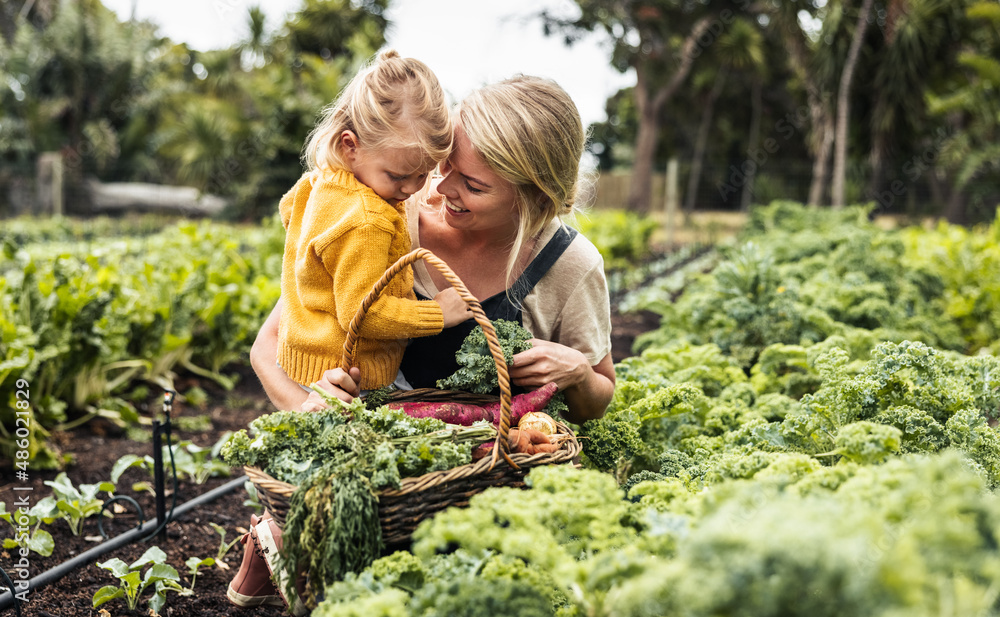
{"left": 226, "top": 514, "right": 283, "bottom": 608}
{"left": 252, "top": 516, "right": 308, "bottom": 616}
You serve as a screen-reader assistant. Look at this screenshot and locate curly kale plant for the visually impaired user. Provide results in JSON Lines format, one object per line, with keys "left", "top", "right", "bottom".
{"left": 222, "top": 394, "right": 495, "bottom": 607}
{"left": 436, "top": 319, "right": 532, "bottom": 393}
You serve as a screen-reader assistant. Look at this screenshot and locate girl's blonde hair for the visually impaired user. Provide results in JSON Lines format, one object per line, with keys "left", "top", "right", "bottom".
{"left": 456, "top": 75, "right": 589, "bottom": 288}
{"left": 304, "top": 49, "right": 452, "bottom": 174}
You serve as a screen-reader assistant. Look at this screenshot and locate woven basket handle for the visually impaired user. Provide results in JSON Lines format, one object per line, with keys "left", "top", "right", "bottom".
{"left": 340, "top": 248, "right": 517, "bottom": 470}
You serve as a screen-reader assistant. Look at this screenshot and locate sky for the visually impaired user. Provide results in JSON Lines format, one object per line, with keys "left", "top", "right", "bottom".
{"left": 100, "top": 0, "right": 636, "bottom": 128}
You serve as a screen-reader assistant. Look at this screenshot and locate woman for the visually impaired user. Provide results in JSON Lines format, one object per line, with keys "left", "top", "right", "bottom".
{"left": 252, "top": 74, "right": 615, "bottom": 424}
{"left": 228, "top": 74, "right": 615, "bottom": 612}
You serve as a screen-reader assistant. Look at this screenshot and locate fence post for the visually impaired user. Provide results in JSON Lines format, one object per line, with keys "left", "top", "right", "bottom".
{"left": 664, "top": 157, "right": 679, "bottom": 249}
{"left": 36, "top": 152, "right": 64, "bottom": 216}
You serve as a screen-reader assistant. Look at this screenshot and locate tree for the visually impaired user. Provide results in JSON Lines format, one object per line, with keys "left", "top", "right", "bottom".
{"left": 831, "top": 0, "right": 875, "bottom": 208}
{"left": 285, "top": 0, "right": 387, "bottom": 60}
{"left": 543, "top": 1, "right": 715, "bottom": 212}
{"left": 761, "top": 1, "right": 839, "bottom": 205}
{"left": 0, "top": 0, "right": 165, "bottom": 182}
{"left": 865, "top": 0, "right": 972, "bottom": 211}
{"left": 926, "top": 1, "right": 1000, "bottom": 223}
{"left": 684, "top": 17, "right": 765, "bottom": 214}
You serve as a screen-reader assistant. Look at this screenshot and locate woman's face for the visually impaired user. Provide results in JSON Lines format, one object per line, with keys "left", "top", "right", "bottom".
{"left": 433, "top": 123, "right": 519, "bottom": 235}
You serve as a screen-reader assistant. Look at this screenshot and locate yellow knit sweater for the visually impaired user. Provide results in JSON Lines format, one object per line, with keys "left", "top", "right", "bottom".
{"left": 277, "top": 170, "right": 444, "bottom": 389}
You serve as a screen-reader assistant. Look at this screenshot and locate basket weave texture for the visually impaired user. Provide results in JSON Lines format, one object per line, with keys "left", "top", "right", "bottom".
{"left": 246, "top": 248, "right": 581, "bottom": 547}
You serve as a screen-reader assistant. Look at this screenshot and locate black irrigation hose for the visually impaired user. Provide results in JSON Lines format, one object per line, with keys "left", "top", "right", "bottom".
{"left": 0, "top": 475, "right": 248, "bottom": 613}
{"left": 0, "top": 566, "right": 21, "bottom": 617}
{"left": 98, "top": 496, "right": 145, "bottom": 539}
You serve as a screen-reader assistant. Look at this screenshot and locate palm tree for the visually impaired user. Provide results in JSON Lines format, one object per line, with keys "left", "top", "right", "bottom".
{"left": 765, "top": 0, "right": 840, "bottom": 206}
{"left": 926, "top": 1, "right": 1000, "bottom": 223}
{"left": 683, "top": 17, "right": 765, "bottom": 214}
{"left": 541, "top": 1, "right": 714, "bottom": 212}
{"left": 866, "top": 0, "right": 972, "bottom": 207}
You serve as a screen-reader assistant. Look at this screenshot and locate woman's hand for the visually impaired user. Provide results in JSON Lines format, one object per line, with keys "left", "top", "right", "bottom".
{"left": 511, "top": 339, "right": 615, "bottom": 424}
{"left": 300, "top": 367, "right": 362, "bottom": 412}
{"left": 509, "top": 339, "right": 589, "bottom": 391}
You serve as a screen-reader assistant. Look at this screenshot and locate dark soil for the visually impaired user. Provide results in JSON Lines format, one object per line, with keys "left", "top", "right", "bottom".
{"left": 0, "top": 308, "right": 656, "bottom": 617}
{"left": 0, "top": 365, "right": 288, "bottom": 617}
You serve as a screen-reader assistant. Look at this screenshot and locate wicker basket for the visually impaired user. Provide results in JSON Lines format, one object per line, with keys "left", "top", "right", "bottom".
{"left": 245, "top": 248, "right": 581, "bottom": 549}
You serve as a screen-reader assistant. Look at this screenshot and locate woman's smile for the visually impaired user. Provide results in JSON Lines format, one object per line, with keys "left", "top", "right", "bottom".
{"left": 444, "top": 199, "right": 469, "bottom": 214}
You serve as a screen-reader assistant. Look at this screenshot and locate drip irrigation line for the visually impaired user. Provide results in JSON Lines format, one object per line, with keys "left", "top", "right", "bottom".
{"left": 0, "top": 475, "right": 248, "bottom": 613}
{"left": 0, "top": 566, "right": 21, "bottom": 617}
{"left": 98, "top": 496, "right": 145, "bottom": 539}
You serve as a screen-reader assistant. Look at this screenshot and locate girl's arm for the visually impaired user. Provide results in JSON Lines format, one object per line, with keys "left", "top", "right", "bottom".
{"left": 509, "top": 341, "right": 615, "bottom": 424}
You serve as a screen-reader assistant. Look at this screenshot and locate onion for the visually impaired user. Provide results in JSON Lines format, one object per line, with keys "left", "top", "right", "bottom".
{"left": 517, "top": 411, "right": 557, "bottom": 435}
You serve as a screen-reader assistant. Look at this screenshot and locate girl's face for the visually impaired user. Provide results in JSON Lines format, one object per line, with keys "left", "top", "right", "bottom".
{"left": 342, "top": 131, "right": 433, "bottom": 205}
{"left": 433, "top": 123, "right": 519, "bottom": 235}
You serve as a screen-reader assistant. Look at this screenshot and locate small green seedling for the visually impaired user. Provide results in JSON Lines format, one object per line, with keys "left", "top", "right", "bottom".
{"left": 36, "top": 472, "right": 115, "bottom": 536}
{"left": 0, "top": 502, "right": 56, "bottom": 557}
{"left": 93, "top": 546, "right": 186, "bottom": 613}
{"left": 111, "top": 433, "right": 232, "bottom": 486}
{"left": 209, "top": 522, "right": 241, "bottom": 567}
{"left": 242, "top": 478, "right": 263, "bottom": 514}
{"left": 184, "top": 556, "right": 215, "bottom": 591}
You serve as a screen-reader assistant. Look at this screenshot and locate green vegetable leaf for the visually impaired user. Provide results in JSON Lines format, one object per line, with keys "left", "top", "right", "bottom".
{"left": 91, "top": 585, "right": 124, "bottom": 608}
{"left": 110, "top": 454, "right": 144, "bottom": 483}
{"left": 130, "top": 546, "right": 167, "bottom": 570}
{"left": 28, "top": 529, "right": 54, "bottom": 556}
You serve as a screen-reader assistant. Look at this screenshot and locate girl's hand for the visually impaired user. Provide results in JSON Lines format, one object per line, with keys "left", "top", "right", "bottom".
{"left": 434, "top": 287, "right": 472, "bottom": 328}
{"left": 509, "top": 339, "right": 589, "bottom": 391}
{"left": 300, "top": 367, "right": 362, "bottom": 412}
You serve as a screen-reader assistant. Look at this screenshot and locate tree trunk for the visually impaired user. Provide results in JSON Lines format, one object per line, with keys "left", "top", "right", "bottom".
{"left": 626, "top": 17, "right": 713, "bottom": 212}
{"left": 831, "top": 0, "right": 875, "bottom": 208}
{"left": 808, "top": 105, "right": 835, "bottom": 205}
{"left": 740, "top": 77, "right": 763, "bottom": 212}
{"left": 684, "top": 69, "right": 728, "bottom": 214}
{"left": 866, "top": 132, "right": 888, "bottom": 205}
{"left": 628, "top": 67, "right": 658, "bottom": 212}
{"left": 777, "top": 11, "right": 835, "bottom": 206}
{"left": 943, "top": 186, "right": 966, "bottom": 225}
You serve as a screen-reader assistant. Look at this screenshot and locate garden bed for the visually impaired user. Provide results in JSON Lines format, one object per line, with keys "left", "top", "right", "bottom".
{"left": 1, "top": 310, "right": 649, "bottom": 616}
{"left": 0, "top": 366, "right": 286, "bottom": 617}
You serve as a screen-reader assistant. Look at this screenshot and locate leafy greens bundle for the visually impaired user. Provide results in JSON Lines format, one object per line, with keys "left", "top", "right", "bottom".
{"left": 221, "top": 392, "right": 495, "bottom": 607}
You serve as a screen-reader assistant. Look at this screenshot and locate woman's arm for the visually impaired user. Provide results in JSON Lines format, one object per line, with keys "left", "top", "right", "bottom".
{"left": 509, "top": 341, "right": 615, "bottom": 424}
{"left": 250, "top": 298, "right": 311, "bottom": 411}
{"left": 252, "top": 298, "right": 363, "bottom": 412}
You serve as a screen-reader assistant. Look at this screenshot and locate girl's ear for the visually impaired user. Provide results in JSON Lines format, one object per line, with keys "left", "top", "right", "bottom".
{"left": 340, "top": 130, "right": 360, "bottom": 162}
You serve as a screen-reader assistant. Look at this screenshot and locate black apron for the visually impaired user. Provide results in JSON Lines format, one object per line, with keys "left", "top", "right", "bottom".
{"left": 400, "top": 226, "right": 579, "bottom": 390}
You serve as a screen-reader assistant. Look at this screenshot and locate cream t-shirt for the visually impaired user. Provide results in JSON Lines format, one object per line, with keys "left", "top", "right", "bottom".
{"left": 406, "top": 200, "right": 613, "bottom": 366}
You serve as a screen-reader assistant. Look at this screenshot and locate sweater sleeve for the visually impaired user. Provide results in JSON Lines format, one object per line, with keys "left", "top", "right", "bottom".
{"left": 279, "top": 175, "right": 308, "bottom": 229}
{"left": 318, "top": 222, "right": 444, "bottom": 340}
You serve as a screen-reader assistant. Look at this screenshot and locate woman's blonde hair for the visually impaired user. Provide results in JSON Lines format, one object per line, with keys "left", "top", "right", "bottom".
{"left": 304, "top": 49, "right": 452, "bottom": 174}
{"left": 456, "top": 75, "right": 589, "bottom": 287}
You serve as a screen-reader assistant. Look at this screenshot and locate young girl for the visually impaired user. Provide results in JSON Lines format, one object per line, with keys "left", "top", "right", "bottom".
{"left": 275, "top": 49, "right": 469, "bottom": 393}
{"left": 227, "top": 50, "right": 468, "bottom": 612}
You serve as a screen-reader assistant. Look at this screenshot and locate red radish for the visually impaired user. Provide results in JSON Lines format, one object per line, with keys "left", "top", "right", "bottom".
{"left": 387, "top": 401, "right": 493, "bottom": 425}
{"left": 484, "top": 382, "right": 559, "bottom": 425}
{"left": 387, "top": 382, "right": 560, "bottom": 427}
